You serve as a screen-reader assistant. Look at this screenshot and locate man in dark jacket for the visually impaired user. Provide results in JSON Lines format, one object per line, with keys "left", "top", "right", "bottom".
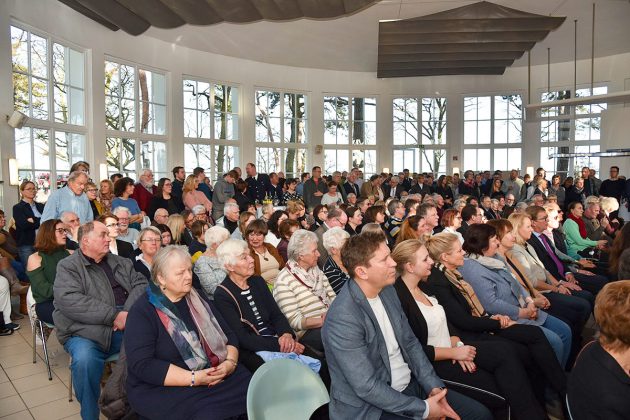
{"left": 244, "top": 162, "right": 271, "bottom": 203}
{"left": 54, "top": 221, "right": 147, "bottom": 420}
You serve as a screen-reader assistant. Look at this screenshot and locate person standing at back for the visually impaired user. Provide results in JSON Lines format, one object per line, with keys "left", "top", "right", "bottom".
{"left": 303, "top": 166, "right": 327, "bottom": 211}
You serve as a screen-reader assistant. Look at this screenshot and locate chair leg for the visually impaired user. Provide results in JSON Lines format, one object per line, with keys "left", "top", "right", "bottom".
{"left": 68, "top": 360, "right": 73, "bottom": 402}
{"left": 38, "top": 320, "right": 53, "bottom": 381}
{"left": 32, "top": 320, "right": 37, "bottom": 364}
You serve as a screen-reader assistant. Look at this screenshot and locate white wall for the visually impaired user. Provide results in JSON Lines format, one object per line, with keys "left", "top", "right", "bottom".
{"left": 2, "top": 0, "right": 630, "bottom": 210}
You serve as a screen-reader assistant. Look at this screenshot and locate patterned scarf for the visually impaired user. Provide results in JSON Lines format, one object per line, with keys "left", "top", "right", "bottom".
{"left": 147, "top": 282, "right": 227, "bottom": 370}
{"left": 286, "top": 261, "right": 333, "bottom": 308}
{"left": 436, "top": 262, "right": 485, "bottom": 317}
{"left": 567, "top": 212, "right": 588, "bottom": 238}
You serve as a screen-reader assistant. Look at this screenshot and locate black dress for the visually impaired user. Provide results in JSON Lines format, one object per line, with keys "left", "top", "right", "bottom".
{"left": 567, "top": 341, "right": 630, "bottom": 420}
{"left": 124, "top": 295, "right": 251, "bottom": 420}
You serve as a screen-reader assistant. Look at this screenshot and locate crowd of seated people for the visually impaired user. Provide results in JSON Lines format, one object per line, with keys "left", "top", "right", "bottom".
{"left": 2, "top": 161, "right": 629, "bottom": 419}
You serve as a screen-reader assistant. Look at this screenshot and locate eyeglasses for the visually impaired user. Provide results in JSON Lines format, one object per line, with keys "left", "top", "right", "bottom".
{"left": 141, "top": 238, "right": 161, "bottom": 243}
{"left": 87, "top": 189, "right": 98, "bottom": 193}
{"left": 66, "top": 218, "right": 80, "bottom": 224}
{"left": 55, "top": 228, "right": 68, "bottom": 234}
{"left": 117, "top": 218, "right": 129, "bottom": 222}
{"left": 106, "top": 223, "right": 119, "bottom": 228}
{"left": 536, "top": 217, "right": 549, "bottom": 222}
{"left": 23, "top": 187, "right": 36, "bottom": 191}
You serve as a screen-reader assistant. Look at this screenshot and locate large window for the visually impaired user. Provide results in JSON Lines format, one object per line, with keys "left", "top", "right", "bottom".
{"left": 539, "top": 87, "right": 606, "bottom": 179}
{"left": 184, "top": 79, "right": 240, "bottom": 180}
{"left": 463, "top": 95, "right": 522, "bottom": 172}
{"left": 324, "top": 96, "right": 376, "bottom": 176}
{"left": 393, "top": 97, "right": 447, "bottom": 176}
{"left": 11, "top": 24, "right": 86, "bottom": 201}
{"left": 255, "top": 90, "right": 307, "bottom": 177}
{"left": 105, "top": 60, "right": 168, "bottom": 179}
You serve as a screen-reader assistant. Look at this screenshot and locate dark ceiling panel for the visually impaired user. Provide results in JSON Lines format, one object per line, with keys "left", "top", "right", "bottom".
{"left": 57, "top": 0, "right": 379, "bottom": 34}
{"left": 377, "top": 1, "right": 565, "bottom": 78}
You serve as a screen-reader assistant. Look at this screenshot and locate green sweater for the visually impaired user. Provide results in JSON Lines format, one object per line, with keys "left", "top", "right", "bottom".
{"left": 563, "top": 219, "right": 598, "bottom": 256}
{"left": 27, "top": 249, "right": 70, "bottom": 303}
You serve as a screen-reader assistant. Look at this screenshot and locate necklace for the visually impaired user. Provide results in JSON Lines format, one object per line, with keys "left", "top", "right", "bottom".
{"left": 254, "top": 249, "right": 269, "bottom": 261}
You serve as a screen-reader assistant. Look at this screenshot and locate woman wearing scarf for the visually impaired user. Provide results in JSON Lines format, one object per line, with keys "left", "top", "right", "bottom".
{"left": 124, "top": 245, "right": 250, "bottom": 420}
{"left": 423, "top": 233, "right": 567, "bottom": 407}
{"left": 457, "top": 223, "right": 573, "bottom": 370}
{"left": 273, "top": 229, "right": 336, "bottom": 354}
{"left": 564, "top": 201, "right": 608, "bottom": 258}
{"left": 391, "top": 239, "right": 547, "bottom": 420}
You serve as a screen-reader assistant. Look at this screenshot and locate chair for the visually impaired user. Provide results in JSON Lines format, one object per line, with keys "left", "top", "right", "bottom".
{"left": 247, "top": 359, "right": 329, "bottom": 420}
{"left": 27, "top": 287, "right": 53, "bottom": 381}
{"left": 68, "top": 352, "right": 119, "bottom": 402}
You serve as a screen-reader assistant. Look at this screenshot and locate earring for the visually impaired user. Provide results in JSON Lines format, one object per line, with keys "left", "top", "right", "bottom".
{"left": 161, "top": 285, "right": 166, "bottom": 290}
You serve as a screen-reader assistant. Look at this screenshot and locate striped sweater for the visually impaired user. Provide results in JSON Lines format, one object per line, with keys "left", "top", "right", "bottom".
{"left": 273, "top": 265, "right": 336, "bottom": 337}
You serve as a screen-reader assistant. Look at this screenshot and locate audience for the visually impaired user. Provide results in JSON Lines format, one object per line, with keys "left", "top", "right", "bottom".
{"left": 111, "top": 177, "right": 145, "bottom": 225}
{"left": 321, "top": 227, "right": 351, "bottom": 294}
{"left": 41, "top": 171, "right": 92, "bottom": 223}
{"left": 193, "top": 226, "right": 230, "bottom": 298}
{"left": 13, "top": 181, "right": 45, "bottom": 264}
{"left": 98, "top": 213, "right": 135, "bottom": 260}
{"left": 133, "top": 226, "right": 162, "bottom": 280}
{"left": 148, "top": 177, "right": 184, "bottom": 220}
{"left": 245, "top": 219, "right": 285, "bottom": 289}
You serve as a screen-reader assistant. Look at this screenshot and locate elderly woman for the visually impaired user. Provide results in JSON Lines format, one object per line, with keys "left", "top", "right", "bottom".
{"left": 26, "top": 219, "right": 72, "bottom": 324}
{"left": 148, "top": 178, "right": 184, "bottom": 220}
{"left": 124, "top": 246, "right": 250, "bottom": 419}
{"left": 568, "top": 281, "right": 630, "bottom": 419}
{"left": 322, "top": 227, "right": 351, "bottom": 294}
{"left": 182, "top": 174, "right": 212, "bottom": 214}
{"left": 458, "top": 223, "right": 573, "bottom": 369}
{"left": 194, "top": 226, "right": 230, "bottom": 298}
{"left": 99, "top": 179, "right": 115, "bottom": 213}
{"left": 86, "top": 181, "right": 103, "bottom": 220}
{"left": 133, "top": 227, "right": 163, "bottom": 281}
{"left": 564, "top": 201, "right": 607, "bottom": 258}
{"left": 392, "top": 239, "right": 546, "bottom": 419}
{"left": 599, "top": 196, "right": 621, "bottom": 237}
{"left": 273, "top": 229, "right": 336, "bottom": 354}
{"left": 245, "top": 220, "right": 285, "bottom": 289}
{"left": 214, "top": 239, "right": 304, "bottom": 373}
{"left": 321, "top": 181, "right": 343, "bottom": 206}
{"left": 423, "top": 233, "right": 567, "bottom": 404}
{"left": 441, "top": 208, "right": 464, "bottom": 244}
{"left": 277, "top": 219, "right": 299, "bottom": 262}
{"left": 97, "top": 213, "right": 134, "bottom": 260}
{"left": 111, "top": 177, "right": 145, "bottom": 225}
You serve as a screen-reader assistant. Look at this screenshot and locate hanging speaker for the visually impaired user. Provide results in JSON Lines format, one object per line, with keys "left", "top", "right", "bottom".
{"left": 7, "top": 110, "right": 29, "bottom": 129}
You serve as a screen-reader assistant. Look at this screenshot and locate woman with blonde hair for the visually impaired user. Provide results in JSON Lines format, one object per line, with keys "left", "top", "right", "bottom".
{"left": 166, "top": 214, "right": 186, "bottom": 245}
{"left": 98, "top": 179, "right": 115, "bottom": 213}
{"left": 391, "top": 239, "right": 545, "bottom": 419}
{"left": 182, "top": 174, "right": 212, "bottom": 214}
{"left": 423, "top": 233, "right": 567, "bottom": 405}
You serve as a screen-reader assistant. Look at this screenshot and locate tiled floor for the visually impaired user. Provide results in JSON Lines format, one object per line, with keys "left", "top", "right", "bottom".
{"left": 0, "top": 315, "right": 85, "bottom": 420}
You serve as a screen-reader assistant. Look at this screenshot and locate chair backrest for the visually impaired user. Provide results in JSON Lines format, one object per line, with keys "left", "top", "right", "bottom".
{"left": 247, "top": 359, "right": 329, "bottom": 420}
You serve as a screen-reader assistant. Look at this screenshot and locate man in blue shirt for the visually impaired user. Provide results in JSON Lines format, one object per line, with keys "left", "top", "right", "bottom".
{"left": 41, "top": 171, "right": 93, "bottom": 224}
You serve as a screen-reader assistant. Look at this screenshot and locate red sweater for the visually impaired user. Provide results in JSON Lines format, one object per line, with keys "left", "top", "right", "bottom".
{"left": 131, "top": 184, "right": 157, "bottom": 213}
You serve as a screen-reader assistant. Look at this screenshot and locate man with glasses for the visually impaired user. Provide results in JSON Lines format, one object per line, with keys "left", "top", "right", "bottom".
{"left": 152, "top": 208, "right": 169, "bottom": 226}
{"left": 112, "top": 207, "right": 140, "bottom": 249}
{"left": 599, "top": 166, "right": 625, "bottom": 203}
{"left": 131, "top": 168, "right": 157, "bottom": 214}
{"left": 385, "top": 199, "right": 405, "bottom": 238}
{"left": 60, "top": 211, "right": 81, "bottom": 250}
{"left": 41, "top": 171, "right": 92, "bottom": 224}
{"left": 215, "top": 202, "right": 240, "bottom": 235}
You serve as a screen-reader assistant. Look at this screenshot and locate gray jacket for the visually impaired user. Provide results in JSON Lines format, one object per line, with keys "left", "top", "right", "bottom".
{"left": 322, "top": 279, "right": 444, "bottom": 420}
{"left": 211, "top": 178, "right": 235, "bottom": 220}
{"left": 53, "top": 250, "right": 148, "bottom": 351}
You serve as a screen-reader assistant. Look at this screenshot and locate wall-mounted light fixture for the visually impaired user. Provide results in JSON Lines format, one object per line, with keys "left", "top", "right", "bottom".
{"left": 526, "top": 166, "right": 535, "bottom": 176}
{"left": 452, "top": 167, "right": 460, "bottom": 175}
{"left": 8, "top": 158, "right": 19, "bottom": 186}
{"left": 382, "top": 167, "right": 390, "bottom": 174}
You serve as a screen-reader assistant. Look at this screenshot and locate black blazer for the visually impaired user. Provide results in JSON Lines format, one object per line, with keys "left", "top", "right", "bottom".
{"left": 422, "top": 267, "right": 501, "bottom": 339}
{"left": 343, "top": 181, "right": 359, "bottom": 197}
{"left": 147, "top": 195, "right": 184, "bottom": 220}
{"left": 567, "top": 341, "right": 630, "bottom": 420}
{"left": 13, "top": 200, "right": 45, "bottom": 247}
{"left": 246, "top": 173, "right": 271, "bottom": 202}
{"left": 266, "top": 184, "right": 283, "bottom": 201}
{"left": 393, "top": 276, "right": 459, "bottom": 361}
{"left": 133, "top": 259, "right": 151, "bottom": 281}
{"left": 116, "top": 239, "right": 135, "bottom": 261}
{"left": 382, "top": 184, "right": 405, "bottom": 199}
{"left": 527, "top": 235, "right": 568, "bottom": 281}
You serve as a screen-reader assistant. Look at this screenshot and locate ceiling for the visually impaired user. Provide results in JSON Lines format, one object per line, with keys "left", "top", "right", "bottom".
{"left": 62, "top": 0, "right": 630, "bottom": 73}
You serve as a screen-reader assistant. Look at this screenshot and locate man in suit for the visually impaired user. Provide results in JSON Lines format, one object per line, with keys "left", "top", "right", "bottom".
{"left": 314, "top": 207, "right": 347, "bottom": 268}
{"left": 322, "top": 232, "right": 489, "bottom": 420}
{"left": 170, "top": 166, "right": 185, "bottom": 200}
{"left": 343, "top": 171, "right": 360, "bottom": 198}
{"left": 401, "top": 169, "right": 412, "bottom": 192}
{"left": 526, "top": 206, "right": 607, "bottom": 297}
{"left": 457, "top": 204, "right": 480, "bottom": 238}
{"left": 383, "top": 176, "right": 404, "bottom": 199}
{"left": 303, "top": 166, "right": 327, "bottom": 211}
{"left": 244, "top": 162, "right": 271, "bottom": 203}
{"left": 480, "top": 195, "right": 497, "bottom": 221}
{"left": 266, "top": 172, "right": 284, "bottom": 202}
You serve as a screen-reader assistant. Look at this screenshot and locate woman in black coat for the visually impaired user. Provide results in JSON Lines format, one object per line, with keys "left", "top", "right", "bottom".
{"left": 148, "top": 178, "right": 184, "bottom": 220}
{"left": 422, "top": 233, "right": 567, "bottom": 404}
{"left": 13, "top": 181, "right": 45, "bottom": 264}
{"left": 392, "top": 239, "right": 548, "bottom": 420}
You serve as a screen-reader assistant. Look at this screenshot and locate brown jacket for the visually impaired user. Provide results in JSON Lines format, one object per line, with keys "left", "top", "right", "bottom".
{"left": 249, "top": 242, "right": 285, "bottom": 276}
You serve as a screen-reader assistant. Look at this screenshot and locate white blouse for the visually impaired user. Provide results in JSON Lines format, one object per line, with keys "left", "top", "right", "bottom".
{"left": 415, "top": 294, "right": 452, "bottom": 348}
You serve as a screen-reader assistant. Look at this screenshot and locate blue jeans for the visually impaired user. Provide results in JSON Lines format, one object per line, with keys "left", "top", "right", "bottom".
{"left": 539, "top": 314, "right": 572, "bottom": 369}
{"left": 18, "top": 245, "right": 35, "bottom": 267}
{"left": 64, "top": 331, "right": 123, "bottom": 420}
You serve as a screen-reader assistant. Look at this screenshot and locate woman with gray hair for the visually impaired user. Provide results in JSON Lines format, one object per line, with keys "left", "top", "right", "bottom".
{"left": 322, "top": 227, "right": 351, "bottom": 294}
{"left": 193, "top": 226, "right": 230, "bottom": 298}
{"left": 214, "top": 239, "right": 304, "bottom": 373}
{"left": 273, "top": 229, "right": 336, "bottom": 353}
{"left": 124, "top": 245, "right": 250, "bottom": 419}
{"left": 133, "top": 226, "right": 162, "bottom": 281}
